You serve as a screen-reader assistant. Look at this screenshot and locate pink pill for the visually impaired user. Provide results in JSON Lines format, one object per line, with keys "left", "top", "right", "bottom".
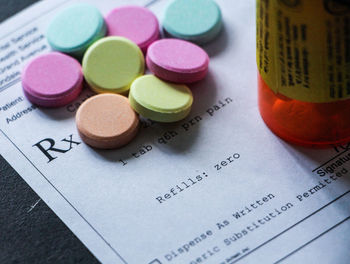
{"left": 22, "top": 52, "right": 83, "bottom": 108}
{"left": 105, "top": 6, "right": 159, "bottom": 53}
{"left": 146, "top": 39, "right": 209, "bottom": 84}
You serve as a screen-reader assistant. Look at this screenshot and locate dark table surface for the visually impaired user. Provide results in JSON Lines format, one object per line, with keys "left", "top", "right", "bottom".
{"left": 0, "top": 0, "right": 39, "bottom": 22}
{"left": 0, "top": 1, "right": 100, "bottom": 263}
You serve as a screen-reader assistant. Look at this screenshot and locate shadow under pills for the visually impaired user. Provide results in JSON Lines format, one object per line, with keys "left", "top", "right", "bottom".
{"left": 92, "top": 71, "right": 220, "bottom": 162}
{"left": 35, "top": 87, "right": 95, "bottom": 121}
{"left": 202, "top": 24, "right": 229, "bottom": 57}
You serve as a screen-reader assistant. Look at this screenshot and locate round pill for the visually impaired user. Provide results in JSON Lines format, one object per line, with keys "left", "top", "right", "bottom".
{"left": 76, "top": 94, "right": 139, "bottom": 149}
{"left": 22, "top": 52, "right": 83, "bottom": 108}
{"left": 47, "top": 3, "right": 106, "bottom": 58}
{"left": 105, "top": 6, "right": 159, "bottom": 53}
{"left": 82, "top": 37, "right": 145, "bottom": 94}
{"left": 146, "top": 39, "right": 209, "bottom": 83}
{"left": 163, "top": 0, "right": 222, "bottom": 44}
{"left": 129, "top": 75, "right": 193, "bottom": 122}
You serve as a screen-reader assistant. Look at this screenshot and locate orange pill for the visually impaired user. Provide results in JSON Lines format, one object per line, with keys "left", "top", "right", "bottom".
{"left": 76, "top": 94, "right": 139, "bottom": 149}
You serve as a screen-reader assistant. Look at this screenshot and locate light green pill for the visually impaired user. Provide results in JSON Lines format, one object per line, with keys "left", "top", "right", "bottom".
{"left": 129, "top": 75, "right": 193, "bottom": 122}
{"left": 83, "top": 37, "right": 145, "bottom": 94}
{"left": 47, "top": 3, "right": 106, "bottom": 58}
{"left": 163, "top": 0, "right": 222, "bottom": 44}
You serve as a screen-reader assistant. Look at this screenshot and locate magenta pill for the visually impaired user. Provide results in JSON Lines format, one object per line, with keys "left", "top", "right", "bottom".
{"left": 146, "top": 39, "right": 209, "bottom": 83}
{"left": 22, "top": 52, "right": 83, "bottom": 107}
{"left": 105, "top": 6, "right": 159, "bottom": 53}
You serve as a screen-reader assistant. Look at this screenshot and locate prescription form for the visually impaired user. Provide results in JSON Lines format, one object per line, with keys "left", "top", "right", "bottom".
{"left": 0, "top": 0, "right": 350, "bottom": 263}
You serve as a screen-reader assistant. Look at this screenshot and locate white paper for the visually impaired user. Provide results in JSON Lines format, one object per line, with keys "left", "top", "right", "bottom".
{"left": 0, "top": 0, "right": 349, "bottom": 263}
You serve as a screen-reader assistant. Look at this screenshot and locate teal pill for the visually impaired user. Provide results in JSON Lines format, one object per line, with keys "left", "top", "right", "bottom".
{"left": 163, "top": 0, "right": 222, "bottom": 44}
{"left": 47, "top": 4, "right": 106, "bottom": 58}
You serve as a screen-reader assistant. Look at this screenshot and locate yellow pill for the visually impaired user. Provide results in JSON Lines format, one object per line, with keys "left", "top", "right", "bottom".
{"left": 82, "top": 36, "right": 144, "bottom": 94}
{"left": 129, "top": 75, "right": 193, "bottom": 122}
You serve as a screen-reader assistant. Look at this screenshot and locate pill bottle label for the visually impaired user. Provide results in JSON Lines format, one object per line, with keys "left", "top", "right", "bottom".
{"left": 257, "top": 0, "right": 350, "bottom": 103}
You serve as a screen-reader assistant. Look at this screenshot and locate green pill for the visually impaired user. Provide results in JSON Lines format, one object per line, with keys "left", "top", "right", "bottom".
{"left": 83, "top": 37, "right": 145, "bottom": 94}
{"left": 129, "top": 75, "right": 193, "bottom": 122}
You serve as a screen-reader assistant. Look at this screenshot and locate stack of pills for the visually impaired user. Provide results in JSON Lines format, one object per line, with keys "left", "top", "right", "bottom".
{"left": 21, "top": 0, "right": 222, "bottom": 149}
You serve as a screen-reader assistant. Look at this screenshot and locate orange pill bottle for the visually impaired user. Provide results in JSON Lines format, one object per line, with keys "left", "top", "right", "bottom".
{"left": 257, "top": 0, "right": 350, "bottom": 147}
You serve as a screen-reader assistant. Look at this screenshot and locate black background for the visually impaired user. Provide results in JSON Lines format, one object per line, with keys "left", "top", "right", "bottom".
{"left": 0, "top": 1, "right": 99, "bottom": 263}
{"left": 0, "top": 0, "right": 39, "bottom": 22}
